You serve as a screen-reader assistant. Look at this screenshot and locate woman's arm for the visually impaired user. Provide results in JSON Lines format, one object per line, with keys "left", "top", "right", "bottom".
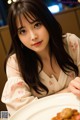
{"left": 57, "top": 77, "right": 80, "bottom": 97}
{"left": 57, "top": 87, "right": 70, "bottom": 94}
{"left": 1, "top": 54, "right": 38, "bottom": 116}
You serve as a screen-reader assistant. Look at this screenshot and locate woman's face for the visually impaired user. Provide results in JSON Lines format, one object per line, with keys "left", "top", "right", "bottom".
{"left": 16, "top": 15, "right": 49, "bottom": 54}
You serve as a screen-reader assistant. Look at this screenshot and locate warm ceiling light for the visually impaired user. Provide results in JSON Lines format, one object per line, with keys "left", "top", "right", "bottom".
{"left": 78, "top": 0, "right": 80, "bottom": 2}
{"left": 7, "top": 0, "right": 17, "bottom": 4}
{"left": 13, "top": 0, "right": 17, "bottom": 2}
{"left": 7, "top": 0, "right": 12, "bottom": 4}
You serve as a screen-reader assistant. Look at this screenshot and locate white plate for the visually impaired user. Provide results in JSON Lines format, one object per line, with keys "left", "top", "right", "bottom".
{"left": 9, "top": 93, "right": 80, "bottom": 120}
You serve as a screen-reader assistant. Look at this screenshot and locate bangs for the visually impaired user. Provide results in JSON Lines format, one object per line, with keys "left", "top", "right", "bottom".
{"left": 17, "top": 12, "right": 39, "bottom": 27}
{"left": 9, "top": 0, "right": 46, "bottom": 37}
{"left": 23, "top": 12, "right": 39, "bottom": 23}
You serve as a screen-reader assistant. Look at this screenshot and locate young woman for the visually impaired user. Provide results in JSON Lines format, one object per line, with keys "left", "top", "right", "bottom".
{"left": 1, "top": 0, "right": 80, "bottom": 116}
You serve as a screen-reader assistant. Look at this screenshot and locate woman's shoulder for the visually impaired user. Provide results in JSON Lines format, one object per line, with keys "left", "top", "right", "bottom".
{"left": 6, "top": 53, "right": 19, "bottom": 72}
{"left": 63, "top": 33, "right": 80, "bottom": 43}
{"left": 7, "top": 53, "right": 17, "bottom": 66}
{"left": 63, "top": 33, "right": 80, "bottom": 50}
{"left": 63, "top": 33, "right": 80, "bottom": 63}
{"left": 6, "top": 53, "right": 21, "bottom": 77}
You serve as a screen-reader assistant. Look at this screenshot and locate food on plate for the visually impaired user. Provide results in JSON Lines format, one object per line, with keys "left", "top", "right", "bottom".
{"left": 51, "top": 108, "right": 80, "bottom": 120}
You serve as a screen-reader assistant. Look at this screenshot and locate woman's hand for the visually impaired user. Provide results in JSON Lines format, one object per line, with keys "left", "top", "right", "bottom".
{"left": 68, "top": 77, "right": 80, "bottom": 96}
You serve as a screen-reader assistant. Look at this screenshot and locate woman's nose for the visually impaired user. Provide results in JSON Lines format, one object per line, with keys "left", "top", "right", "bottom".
{"left": 30, "top": 30, "right": 38, "bottom": 41}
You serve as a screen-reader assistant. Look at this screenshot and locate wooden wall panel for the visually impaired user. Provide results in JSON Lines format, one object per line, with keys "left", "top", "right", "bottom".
{"left": 0, "top": 36, "right": 7, "bottom": 111}
{"left": 76, "top": 9, "right": 80, "bottom": 32}
{"left": 0, "top": 26, "right": 11, "bottom": 53}
{"left": 55, "top": 11, "right": 80, "bottom": 37}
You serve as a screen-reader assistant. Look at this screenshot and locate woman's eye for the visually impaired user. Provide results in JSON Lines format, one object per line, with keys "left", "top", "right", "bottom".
{"left": 34, "top": 22, "right": 42, "bottom": 29}
{"left": 18, "top": 29, "right": 26, "bottom": 35}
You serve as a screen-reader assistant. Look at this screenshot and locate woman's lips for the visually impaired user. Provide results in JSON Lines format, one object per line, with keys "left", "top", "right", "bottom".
{"left": 32, "top": 41, "right": 43, "bottom": 46}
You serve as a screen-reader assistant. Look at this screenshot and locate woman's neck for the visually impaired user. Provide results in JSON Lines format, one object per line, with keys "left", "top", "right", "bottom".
{"left": 37, "top": 45, "right": 50, "bottom": 61}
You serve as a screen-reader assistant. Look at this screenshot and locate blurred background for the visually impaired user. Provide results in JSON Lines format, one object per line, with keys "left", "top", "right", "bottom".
{"left": 0, "top": 0, "right": 80, "bottom": 112}
{"left": 0, "top": 0, "right": 80, "bottom": 26}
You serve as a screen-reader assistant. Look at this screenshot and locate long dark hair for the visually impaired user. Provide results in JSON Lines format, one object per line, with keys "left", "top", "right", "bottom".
{"left": 5, "top": 0, "right": 78, "bottom": 94}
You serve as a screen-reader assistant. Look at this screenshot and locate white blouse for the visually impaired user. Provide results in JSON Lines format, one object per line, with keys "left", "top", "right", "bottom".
{"left": 1, "top": 33, "right": 80, "bottom": 116}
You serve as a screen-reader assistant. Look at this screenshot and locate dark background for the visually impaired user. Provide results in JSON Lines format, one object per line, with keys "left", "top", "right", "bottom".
{"left": 0, "top": 0, "right": 79, "bottom": 26}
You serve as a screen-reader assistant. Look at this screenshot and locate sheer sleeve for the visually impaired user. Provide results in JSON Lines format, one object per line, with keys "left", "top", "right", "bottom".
{"left": 1, "top": 54, "right": 37, "bottom": 116}
{"left": 65, "top": 33, "right": 80, "bottom": 74}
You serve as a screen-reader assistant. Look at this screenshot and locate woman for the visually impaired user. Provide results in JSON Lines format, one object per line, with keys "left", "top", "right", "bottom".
{"left": 1, "top": 0, "right": 80, "bottom": 116}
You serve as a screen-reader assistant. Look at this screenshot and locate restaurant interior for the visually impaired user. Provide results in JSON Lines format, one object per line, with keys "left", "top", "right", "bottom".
{"left": 0, "top": 0, "right": 80, "bottom": 119}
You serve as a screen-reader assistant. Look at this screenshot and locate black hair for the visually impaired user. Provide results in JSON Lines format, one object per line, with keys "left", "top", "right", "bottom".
{"left": 5, "top": 0, "right": 78, "bottom": 94}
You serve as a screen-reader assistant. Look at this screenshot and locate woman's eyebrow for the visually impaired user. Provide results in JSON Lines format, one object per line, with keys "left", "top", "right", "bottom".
{"left": 17, "top": 19, "right": 40, "bottom": 31}
{"left": 30, "top": 19, "right": 40, "bottom": 24}
{"left": 17, "top": 26, "right": 24, "bottom": 31}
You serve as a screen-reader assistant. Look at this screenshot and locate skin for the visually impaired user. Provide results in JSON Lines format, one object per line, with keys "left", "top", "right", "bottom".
{"left": 16, "top": 15, "right": 49, "bottom": 57}
{"left": 16, "top": 14, "right": 80, "bottom": 97}
{"left": 68, "top": 77, "right": 80, "bottom": 96}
